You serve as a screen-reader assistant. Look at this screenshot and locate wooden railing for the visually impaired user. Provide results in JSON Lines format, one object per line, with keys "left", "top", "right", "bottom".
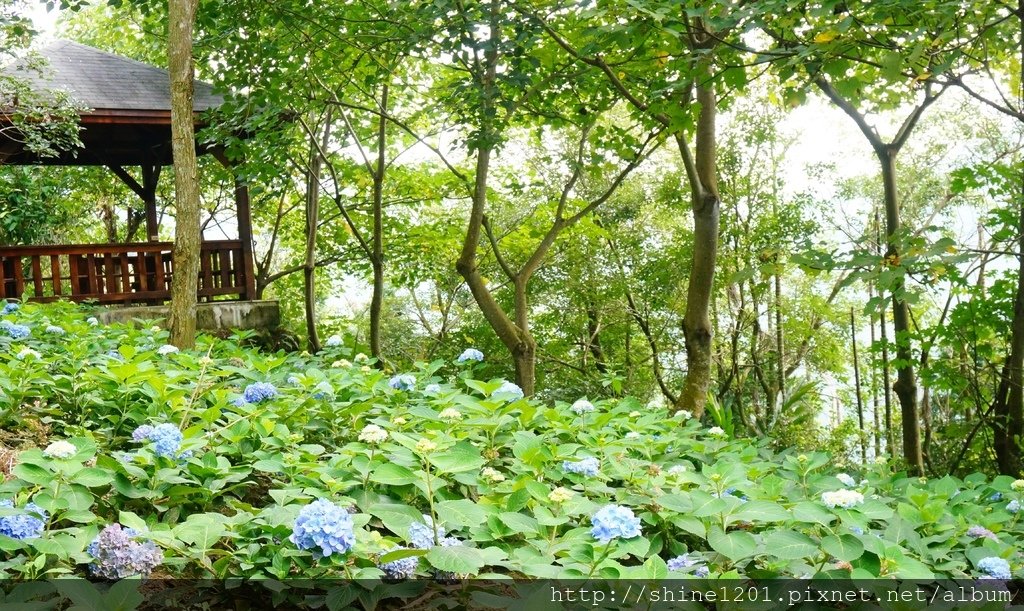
{"left": 0, "top": 240, "right": 249, "bottom": 304}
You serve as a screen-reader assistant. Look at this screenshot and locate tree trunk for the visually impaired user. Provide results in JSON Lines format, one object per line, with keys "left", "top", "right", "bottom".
{"left": 586, "top": 303, "right": 608, "bottom": 374}
{"left": 369, "top": 84, "right": 388, "bottom": 361}
{"left": 851, "top": 307, "right": 866, "bottom": 463}
{"left": 303, "top": 113, "right": 328, "bottom": 353}
{"left": 992, "top": 0, "right": 1024, "bottom": 476}
{"left": 675, "top": 81, "right": 720, "bottom": 418}
{"left": 167, "top": 0, "right": 200, "bottom": 349}
{"left": 879, "top": 150, "right": 924, "bottom": 474}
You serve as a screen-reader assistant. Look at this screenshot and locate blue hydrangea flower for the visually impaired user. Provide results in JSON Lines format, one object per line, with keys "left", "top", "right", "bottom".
{"left": 408, "top": 515, "right": 444, "bottom": 549}
{"left": 325, "top": 335, "right": 343, "bottom": 347}
{"left": 133, "top": 423, "right": 184, "bottom": 459}
{"left": 2, "top": 303, "right": 19, "bottom": 315}
{"left": 313, "top": 381, "right": 333, "bottom": 400}
{"left": 494, "top": 380, "right": 524, "bottom": 399}
{"left": 851, "top": 526, "right": 864, "bottom": 535}
{"left": 571, "top": 399, "right": 595, "bottom": 414}
{"left": 440, "top": 536, "right": 463, "bottom": 547}
{"left": 379, "top": 545, "right": 419, "bottom": 579}
{"left": 457, "top": 348, "right": 483, "bottom": 363}
{"left": 87, "top": 524, "right": 162, "bottom": 579}
{"left": 590, "top": 505, "right": 641, "bottom": 543}
{"left": 45, "top": 325, "right": 64, "bottom": 335}
{"left": 287, "top": 375, "right": 301, "bottom": 386}
{"left": 290, "top": 499, "right": 356, "bottom": 558}
{"left": 0, "top": 500, "right": 46, "bottom": 540}
{"left": 424, "top": 383, "right": 441, "bottom": 394}
{"left": 694, "top": 566, "right": 710, "bottom": 578}
{"left": 231, "top": 397, "right": 247, "bottom": 407}
{"left": 562, "top": 457, "right": 599, "bottom": 477}
{"left": 5, "top": 324, "right": 29, "bottom": 340}
{"left": 106, "top": 350, "right": 123, "bottom": 361}
{"left": 148, "top": 424, "right": 183, "bottom": 458}
{"left": 243, "top": 382, "right": 279, "bottom": 403}
{"left": 667, "top": 554, "right": 697, "bottom": 571}
{"left": 978, "top": 557, "right": 1011, "bottom": 580}
{"left": 389, "top": 374, "right": 416, "bottom": 391}
{"left": 990, "top": 492, "right": 1003, "bottom": 502}
{"left": 1008, "top": 500, "right": 1021, "bottom": 513}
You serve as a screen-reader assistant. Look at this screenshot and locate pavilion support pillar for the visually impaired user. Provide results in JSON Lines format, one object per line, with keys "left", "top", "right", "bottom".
{"left": 234, "top": 178, "right": 257, "bottom": 301}
{"left": 142, "top": 165, "right": 161, "bottom": 242}
{"left": 212, "top": 148, "right": 256, "bottom": 301}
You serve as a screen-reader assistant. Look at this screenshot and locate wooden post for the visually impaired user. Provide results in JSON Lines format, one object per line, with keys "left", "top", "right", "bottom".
{"left": 234, "top": 178, "right": 257, "bottom": 301}
{"left": 142, "top": 165, "right": 161, "bottom": 242}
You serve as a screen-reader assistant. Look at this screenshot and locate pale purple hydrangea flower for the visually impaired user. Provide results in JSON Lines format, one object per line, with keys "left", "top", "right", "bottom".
{"left": 87, "top": 524, "right": 162, "bottom": 579}
{"left": 562, "top": 457, "right": 599, "bottom": 477}
{"left": 0, "top": 500, "right": 46, "bottom": 539}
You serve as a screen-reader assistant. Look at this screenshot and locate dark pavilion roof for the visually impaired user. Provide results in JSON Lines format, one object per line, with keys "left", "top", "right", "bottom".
{"left": 11, "top": 39, "right": 223, "bottom": 113}
{"left": 1, "top": 40, "right": 225, "bottom": 166}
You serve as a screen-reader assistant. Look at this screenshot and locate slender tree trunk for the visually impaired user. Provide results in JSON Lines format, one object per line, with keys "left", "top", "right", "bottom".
{"left": 586, "top": 303, "right": 608, "bottom": 374}
{"left": 879, "top": 150, "right": 924, "bottom": 474}
{"left": 869, "top": 284, "right": 881, "bottom": 458}
{"left": 851, "top": 307, "right": 866, "bottom": 463}
{"left": 303, "top": 113, "right": 329, "bottom": 353}
{"left": 992, "top": 1, "right": 1024, "bottom": 475}
{"left": 369, "top": 83, "right": 388, "bottom": 361}
{"left": 775, "top": 261, "right": 785, "bottom": 404}
{"left": 676, "top": 80, "right": 720, "bottom": 418}
{"left": 167, "top": 0, "right": 200, "bottom": 349}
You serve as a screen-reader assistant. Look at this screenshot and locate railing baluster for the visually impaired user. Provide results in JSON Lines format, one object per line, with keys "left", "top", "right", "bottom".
{"left": 13, "top": 257, "right": 25, "bottom": 300}
{"left": 86, "top": 254, "right": 97, "bottom": 297}
{"left": 50, "top": 255, "right": 61, "bottom": 297}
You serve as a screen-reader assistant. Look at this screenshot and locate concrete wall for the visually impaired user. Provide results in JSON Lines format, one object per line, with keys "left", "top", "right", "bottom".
{"left": 96, "top": 300, "right": 280, "bottom": 332}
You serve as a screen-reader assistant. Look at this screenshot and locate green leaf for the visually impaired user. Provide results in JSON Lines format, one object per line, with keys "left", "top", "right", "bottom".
{"left": 429, "top": 442, "right": 485, "bottom": 474}
{"left": 435, "top": 499, "right": 488, "bottom": 528}
{"left": 822, "top": 534, "right": 864, "bottom": 561}
{"left": 731, "top": 500, "right": 789, "bottom": 523}
{"left": 425, "top": 545, "right": 486, "bottom": 574}
{"left": 707, "top": 527, "right": 756, "bottom": 562}
{"left": 72, "top": 467, "right": 112, "bottom": 488}
{"left": 174, "top": 514, "right": 228, "bottom": 550}
{"left": 763, "top": 529, "right": 818, "bottom": 560}
{"left": 793, "top": 501, "right": 835, "bottom": 525}
{"left": 369, "top": 463, "right": 418, "bottom": 486}
{"left": 497, "top": 512, "right": 539, "bottom": 535}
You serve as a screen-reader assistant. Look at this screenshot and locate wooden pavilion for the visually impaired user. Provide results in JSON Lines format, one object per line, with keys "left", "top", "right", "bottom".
{"left": 0, "top": 40, "right": 256, "bottom": 305}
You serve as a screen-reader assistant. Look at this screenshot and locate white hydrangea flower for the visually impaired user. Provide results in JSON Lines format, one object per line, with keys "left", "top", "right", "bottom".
{"left": 625, "top": 432, "right": 641, "bottom": 439}
{"left": 667, "top": 465, "right": 687, "bottom": 475}
{"left": 355, "top": 353, "right": 369, "bottom": 363}
{"left": 708, "top": 426, "right": 726, "bottom": 436}
{"left": 675, "top": 410, "right": 693, "bottom": 419}
{"left": 43, "top": 440, "right": 76, "bottom": 459}
{"left": 358, "top": 424, "right": 388, "bottom": 444}
{"left": 439, "top": 408, "right": 462, "bottom": 422}
{"left": 86, "top": 317, "right": 99, "bottom": 326}
{"left": 570, "top": 399, "right": 595, "bottom": 414}
{"left": 415, "top": 438, "right": 437, "bottom": 454}
{"left": 150, "top": 325, "right": 161, "bottom": 333}
{"left": 836, "top": 473, "right": 856, "bottom": 487}
{"left": 157, "top": 344, "right": 179, "bottom": 355}
{"left": 332, "top": 359, "right": 352, "bottom": 368}
{"left": 821, "top": 489, "right": 865, "bottom": 509}
{"left": 481, "top": 467, "right": 505, "bottom": 483}
{"left": 1012, "top": 480, "right": 1024, "bottom": 492}
{"left": 360, "top": 365, "right": 372, "bottom": 373}
{"left": 393, "top": 416, "right": 408, "bottom": 425}
{"left": 424, "top": 383, "right": 442, "bottom": 394}
{"left": 548, "top": 487, "right": 574, "bottom": 503}
{"left": 16, "top": 348, "right": 40, "bottom": 360}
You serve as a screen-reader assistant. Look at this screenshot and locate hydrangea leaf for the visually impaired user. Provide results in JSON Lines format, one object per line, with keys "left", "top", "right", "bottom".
{"left": 763, "top": 529, "right": 818, "bottom": 560}
{"left": 707, "top": 527, "right": 756, "bottom": 563}
{"left": 425, "top": 545, "right": 486, "bottom": 574}
{"left": 821, "top": 534, "right": 864, "bottom": 562}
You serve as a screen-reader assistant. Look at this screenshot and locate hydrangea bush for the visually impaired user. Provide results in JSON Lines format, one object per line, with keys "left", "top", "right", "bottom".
{"left": 0, "top": 302, "right": 1018, "bottom": 606}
